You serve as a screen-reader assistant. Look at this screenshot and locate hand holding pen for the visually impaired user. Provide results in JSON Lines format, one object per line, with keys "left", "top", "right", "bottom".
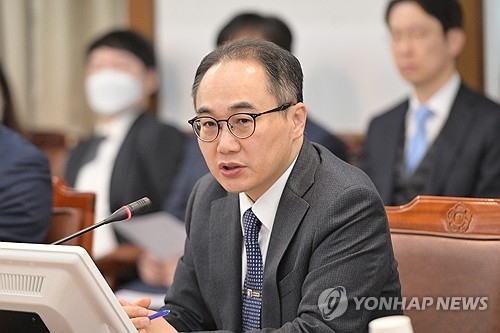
{"left": 119, "top": 297, "right": 177, "bottom": 333}
{"left": 148, "top": 309, "right": 170, "bottom": 320}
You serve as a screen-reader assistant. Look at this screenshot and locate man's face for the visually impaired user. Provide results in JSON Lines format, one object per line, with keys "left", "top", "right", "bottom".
{"left": 387, "top": 2, "right": 461, "bottom": 90}
{"left": 195, "top": 59, "right": 305, "bottom": 201}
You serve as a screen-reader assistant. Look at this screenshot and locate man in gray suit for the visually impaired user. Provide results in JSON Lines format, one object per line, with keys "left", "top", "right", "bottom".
{"left": 122, "top": 39, "right": 401, "bottom": 332}
{"left": 361, "top": 0, "right": 500, "bottom": 206}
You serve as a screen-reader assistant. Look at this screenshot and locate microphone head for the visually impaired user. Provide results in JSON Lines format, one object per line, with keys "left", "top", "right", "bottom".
{"left": 105, "top": 197, "right": 152, "bottom": 224}
{"left": 127, "top": 197, "right": 152, "bottom": 216}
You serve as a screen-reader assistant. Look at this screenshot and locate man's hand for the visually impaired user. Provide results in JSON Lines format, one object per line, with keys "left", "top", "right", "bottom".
{"left": 138, "top": 252, "right": 180, "bottom": 287}
{"left": 119, "top": 297, "right": 178, "bottom": 333}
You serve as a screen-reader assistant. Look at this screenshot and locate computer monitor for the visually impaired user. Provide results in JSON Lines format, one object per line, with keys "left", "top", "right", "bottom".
{"left": 0, "top": 242, "right": 136, "bottom": 333}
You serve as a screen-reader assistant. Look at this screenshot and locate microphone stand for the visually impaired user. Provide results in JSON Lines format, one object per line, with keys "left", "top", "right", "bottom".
{"left": 52, "top": 218, "right": 114, "bottom": 245}
{"left": 52, "top": 197, "right": 151, "bottom": 246}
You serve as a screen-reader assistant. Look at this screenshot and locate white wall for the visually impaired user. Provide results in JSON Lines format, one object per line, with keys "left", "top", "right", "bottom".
{"left": 154, "top": 0, "right": 409, "bottom": 134}
{"left": 484, "top": 0, "right": 500, "bottom": 103}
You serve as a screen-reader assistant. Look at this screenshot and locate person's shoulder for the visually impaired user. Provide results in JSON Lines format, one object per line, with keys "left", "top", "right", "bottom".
{"left": 136, "top": 112, "right": 184, "bottom": 133}
{"left": 457, "top": 84, "right": 500, "bottom": 114}
{"left": 0, "top": 126, "right": 49, "bottom": 172}
{"left": 371, "top": 99, "right": 408, "bottom": 123}
{"left": 133, "top": 112, "right": 186, "bottom": 145}
{"left": 305, "top": 118, "right": 348, "bottom": 160}
{"left": 0, "top": 125, "right": 47, "bottom": 160}
{"left": 299, "top": 142, "right": 382, "bottom": 208}
{"left": 309, "top": 142, "right": 374, "bottom": 188}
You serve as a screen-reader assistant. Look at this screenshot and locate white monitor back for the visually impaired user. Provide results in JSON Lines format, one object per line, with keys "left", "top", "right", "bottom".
{"left": 0, "top": 242, "right": 136, "bottom": 333}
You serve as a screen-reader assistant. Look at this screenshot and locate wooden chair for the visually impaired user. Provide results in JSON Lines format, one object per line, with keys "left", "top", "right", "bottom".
{"left": 386, "top": 196, "right": 500, "bottom": 333}
{"left": 45, "top": 176, "right": 96, "bottom": 254}
{"left": 26, "top": 130, "right": 69, "bottom": 178}
{"left": 47, "top": 177, "right": 136, "bottom": 290}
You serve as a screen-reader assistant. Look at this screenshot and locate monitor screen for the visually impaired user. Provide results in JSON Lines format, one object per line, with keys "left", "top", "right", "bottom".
{"left": 0, "top": 242, "right": 136, "bottom": 333}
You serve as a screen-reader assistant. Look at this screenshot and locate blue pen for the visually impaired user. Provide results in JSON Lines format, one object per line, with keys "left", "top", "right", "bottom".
{"left": 148, "top": 309, "right": 170, "bottom": 320}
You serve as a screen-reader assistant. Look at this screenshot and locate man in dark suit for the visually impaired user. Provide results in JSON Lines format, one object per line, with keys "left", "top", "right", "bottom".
{"left": 0, "top": 63, "right": 53, "bottom": 243}
{"left": 64, "top": 30, "right": 185, "bottom": 267}
{"left": 0, "top": 124, "right": 53, "bottom": 243}
{"left": 361, "top": 0, "right": 500, "bottom": 205}
{"left": 122, "top": 39, "right": 401, "bottom": 332}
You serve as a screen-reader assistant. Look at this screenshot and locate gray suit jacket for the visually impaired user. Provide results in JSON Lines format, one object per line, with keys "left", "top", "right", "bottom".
{"left": 162, "top": 140, "right": 401, "bottom": 332}
{"left": 361, "top": 84, "right": 500, "bottom": 205}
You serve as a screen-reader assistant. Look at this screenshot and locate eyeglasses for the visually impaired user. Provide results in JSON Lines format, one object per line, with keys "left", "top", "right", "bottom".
{"left": 188, "top": 102, "right": 294, "bottom": 142}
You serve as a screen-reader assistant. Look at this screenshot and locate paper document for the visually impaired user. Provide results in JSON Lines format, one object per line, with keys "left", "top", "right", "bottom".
{"left": 114, "top": 211, "right": 186, "bottom": 260}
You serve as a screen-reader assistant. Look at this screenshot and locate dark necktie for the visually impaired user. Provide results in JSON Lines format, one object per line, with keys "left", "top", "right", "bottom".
{"left": 241, "top": 208, "right": 263, "bottom": 331}
{"left": 406, "top": 106, "right": 433, "bottom": 175}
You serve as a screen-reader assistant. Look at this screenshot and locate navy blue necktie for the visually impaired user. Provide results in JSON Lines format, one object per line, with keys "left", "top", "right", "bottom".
{"left": 406, "top": 106, "right": 433, "bottom": 175}
{"left": 242, "top": 208, "right": 263, "bottom": 331}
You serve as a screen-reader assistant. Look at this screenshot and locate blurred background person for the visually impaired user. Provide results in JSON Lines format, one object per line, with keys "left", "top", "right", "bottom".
{"left": 361, "top": 0, "right": 500, "bottom": 206}
{"left": 0, "top": 61, "right": 53, "bottom": 243}
{"left": 63, "top": 30, "right": 185, "bottom": 288}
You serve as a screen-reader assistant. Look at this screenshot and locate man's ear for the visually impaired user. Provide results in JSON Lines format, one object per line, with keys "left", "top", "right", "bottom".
{"left": 446, "top": 28, "right": 466, "bottom": 58}
{"left": 144, "top": 69, "right": 159, "bottom": 96}
{"left": 290, "top": 102, "right": 307, "bottom": 139}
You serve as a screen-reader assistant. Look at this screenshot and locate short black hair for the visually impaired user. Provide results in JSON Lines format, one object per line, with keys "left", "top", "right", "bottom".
{"left": 192, "top": 39, "right": 303, "bottom": 107}
{"left": 86, "top": 29, "right": 156, "bottom": 68}
{"left": 216, "top": 12, "right": 293, "bottom": 52}
{"left": 385, "top": 0, "right": 463, "bottom": 32}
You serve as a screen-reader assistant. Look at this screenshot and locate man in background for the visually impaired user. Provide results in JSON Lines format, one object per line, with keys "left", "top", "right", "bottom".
{"left": 63, "top": 30, "right": 185, "bottom": 286}
{"left": 361, "top": 0, "right": 500, "bottom": 205}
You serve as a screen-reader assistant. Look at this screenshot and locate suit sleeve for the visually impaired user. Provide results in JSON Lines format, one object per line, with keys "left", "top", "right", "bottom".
{"left": 160, "top": 179, "right": 221, "bottom": 331}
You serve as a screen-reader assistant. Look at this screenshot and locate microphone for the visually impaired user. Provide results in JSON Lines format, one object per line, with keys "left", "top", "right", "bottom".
{"left": 52, "top": 197, "right": 152, "bottom": 246}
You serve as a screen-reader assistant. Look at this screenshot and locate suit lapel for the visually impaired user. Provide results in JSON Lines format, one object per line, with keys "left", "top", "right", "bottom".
{"left": 261, "top": 141, "right": 316, "bottom": 328}
{"left": 208, "top": 193, "right": 242, "bottom": 331}
{"left": 427, "top": 85, "right": 476, "bottom": 193}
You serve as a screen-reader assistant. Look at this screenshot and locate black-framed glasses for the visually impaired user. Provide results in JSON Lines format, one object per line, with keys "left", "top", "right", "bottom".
{"left": 188, "top": 102, "right": 294, "bottom": 142}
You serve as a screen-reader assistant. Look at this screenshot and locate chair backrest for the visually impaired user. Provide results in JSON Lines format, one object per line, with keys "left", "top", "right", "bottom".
{"left": 45, "top": 176, "right": 96, "bottom": 254}
{"left": 26, "top": 130, "right": 69, "bottom": 178}
{"left": 386, "top": 195, "right": 500, "bottom": 333}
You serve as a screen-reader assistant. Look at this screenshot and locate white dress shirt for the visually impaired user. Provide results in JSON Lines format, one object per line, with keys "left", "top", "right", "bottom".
{"left": 405, "top": 72, "right": 461, "bottom": 152}
{"left": 74, "top": 111, "right": 139, "bottom": 259}
{"left": 239, "top": 155, "right": 298, "bottom": 287}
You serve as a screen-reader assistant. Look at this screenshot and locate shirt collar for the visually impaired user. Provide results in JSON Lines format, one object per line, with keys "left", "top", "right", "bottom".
{"left": 409, "top": 72, "right": 460, "bottom": 117}
{"left": 239, "top": 155, "right": 298, "bottom": 232}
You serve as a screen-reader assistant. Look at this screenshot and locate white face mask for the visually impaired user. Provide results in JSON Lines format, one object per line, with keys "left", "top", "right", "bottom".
{"left": 85, "top": 69, "right": 143, "bottom": 116}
